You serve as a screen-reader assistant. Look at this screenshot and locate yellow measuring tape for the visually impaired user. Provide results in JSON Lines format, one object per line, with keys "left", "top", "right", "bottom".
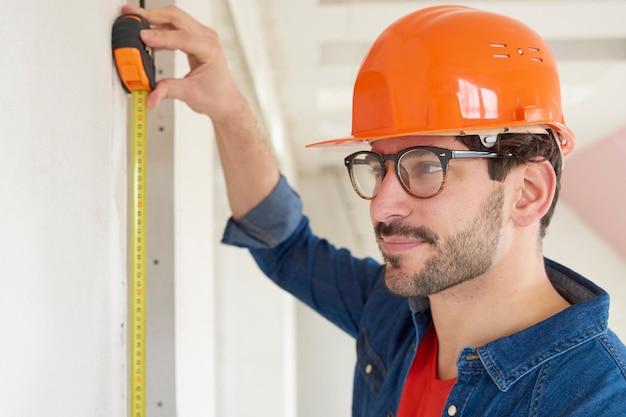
{"left": 130, "top": 90, "right": 148, "bottom": 417}
{"left": 112, "top": 13, "right": 156, "bottom": 417}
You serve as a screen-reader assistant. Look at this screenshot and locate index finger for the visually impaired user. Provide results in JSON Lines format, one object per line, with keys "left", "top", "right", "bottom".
{"left": 120, "top": 5, "right": 218, "bottom": 60}
{"left": 121, "top": 5, "right": 204, "bottom": 33}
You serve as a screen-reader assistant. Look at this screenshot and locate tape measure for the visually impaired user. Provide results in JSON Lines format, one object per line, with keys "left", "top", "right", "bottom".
{"left": 112, "top": 13, "right": 156, "bottom": 417}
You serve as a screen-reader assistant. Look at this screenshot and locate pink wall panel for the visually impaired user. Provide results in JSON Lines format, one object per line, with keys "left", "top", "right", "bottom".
{"left": 561, "top": 125, "right": 626, "bottom": 259}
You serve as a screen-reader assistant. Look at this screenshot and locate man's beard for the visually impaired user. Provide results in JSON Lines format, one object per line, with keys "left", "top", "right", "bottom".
{"left": 376, "top": 185, "right": 504, "bottom": 297}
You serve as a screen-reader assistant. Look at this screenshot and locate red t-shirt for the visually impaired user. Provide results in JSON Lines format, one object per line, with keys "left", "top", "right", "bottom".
{"left": 397, "top": 327, "right": 457, "bottom": 417}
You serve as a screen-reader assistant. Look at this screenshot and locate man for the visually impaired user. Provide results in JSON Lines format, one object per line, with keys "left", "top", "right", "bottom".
{"left": 122, "top": 4, "right": 626, "bottom": 416}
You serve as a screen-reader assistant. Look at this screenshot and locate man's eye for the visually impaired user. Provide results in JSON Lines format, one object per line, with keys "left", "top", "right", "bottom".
{"left": 413, "top": 162, "right": 442, "bottom": 175}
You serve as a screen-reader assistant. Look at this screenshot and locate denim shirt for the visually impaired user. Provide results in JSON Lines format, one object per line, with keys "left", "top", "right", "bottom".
{"left": 223, "top": 175, "right": 626, "bottom": 416}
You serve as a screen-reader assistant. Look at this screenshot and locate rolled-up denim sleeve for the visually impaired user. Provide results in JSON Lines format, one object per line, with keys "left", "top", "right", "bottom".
{"left": 221, "top": 175, "right": 303, "bottom": 249}
{"left": 222, "top": 173, "right": 385, "bottom": 339}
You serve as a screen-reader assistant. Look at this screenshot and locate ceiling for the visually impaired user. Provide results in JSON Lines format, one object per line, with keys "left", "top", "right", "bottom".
{"left": 218, "top": 0, "right": 626, "bottom": 256}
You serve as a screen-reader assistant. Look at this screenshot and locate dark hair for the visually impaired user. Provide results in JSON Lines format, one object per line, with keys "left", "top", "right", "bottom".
{"left": 456, "top": 132, "right": 562, "bottom": 238}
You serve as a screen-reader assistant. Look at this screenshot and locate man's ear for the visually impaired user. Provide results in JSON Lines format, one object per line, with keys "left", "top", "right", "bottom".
{"left": 512, "top": 160, "right": 556, "bottom": 227}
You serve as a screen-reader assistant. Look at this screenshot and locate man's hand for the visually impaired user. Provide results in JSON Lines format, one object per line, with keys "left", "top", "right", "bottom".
{"left": 121, "top": 5, "right": 241, "bottom": 122}
{"left": 121, "top": 5, "right": 280, "bottom": 219}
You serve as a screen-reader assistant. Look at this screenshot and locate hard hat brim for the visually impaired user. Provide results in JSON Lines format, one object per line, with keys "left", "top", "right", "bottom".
{"left": 306, "top": 123, "right": 575, "bottom": 156}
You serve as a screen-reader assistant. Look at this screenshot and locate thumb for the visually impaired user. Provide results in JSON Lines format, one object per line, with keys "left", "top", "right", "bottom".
{"left": 147, "top": 78, "right": 185, "bottom": 109}
{"left": 147, "top": 78, "right": 210, "bottom": 114}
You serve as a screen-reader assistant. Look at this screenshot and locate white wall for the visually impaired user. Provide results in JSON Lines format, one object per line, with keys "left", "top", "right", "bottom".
{"left": 0, "top": 0, "right": 294, "bottom": 416}
{"left": 0, "top": 1, "right": 128, "bottom": 416}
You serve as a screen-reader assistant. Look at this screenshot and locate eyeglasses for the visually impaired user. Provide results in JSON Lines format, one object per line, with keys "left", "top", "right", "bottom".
{"left": 344, "top": 146, "right": 508, "bottom": 200}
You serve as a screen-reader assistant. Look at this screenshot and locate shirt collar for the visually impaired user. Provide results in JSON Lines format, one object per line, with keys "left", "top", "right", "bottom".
{"left": 470, "top": 258, "right": 608, "bottom": 391}
{"left": 408, "top": 258, "right": 610, "bottom": 391}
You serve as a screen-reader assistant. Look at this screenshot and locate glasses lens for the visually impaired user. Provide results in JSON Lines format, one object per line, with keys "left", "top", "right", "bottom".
{"left": 398, "top": 149, "right": 444, "bottom": 197}
{"left": 350, "top": 152, "right": 383, "bottom": 198}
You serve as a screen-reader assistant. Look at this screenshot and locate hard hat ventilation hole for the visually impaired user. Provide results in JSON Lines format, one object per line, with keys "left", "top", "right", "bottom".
{"left": 490, "top": 43, "right": 510, "bottom": 59}
{"left": 527, "top": 46, "right": 543, "bottom": 62}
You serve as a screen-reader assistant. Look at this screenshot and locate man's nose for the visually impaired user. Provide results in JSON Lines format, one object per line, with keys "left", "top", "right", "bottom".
{"left": 370, "top": 161, "right": 412, "bottom": 223}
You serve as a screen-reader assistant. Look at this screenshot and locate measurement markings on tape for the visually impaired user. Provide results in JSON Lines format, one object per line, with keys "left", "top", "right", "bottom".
{"left": 112, "top": 12, "right": 156, "bottom": 417}
{"left": 130, "top": 89, "right": 148, "bottom": 417}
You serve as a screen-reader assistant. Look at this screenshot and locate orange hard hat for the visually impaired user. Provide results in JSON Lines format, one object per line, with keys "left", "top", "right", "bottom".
{"left": 308, "top": 5, "right": 575, "bottom": 155}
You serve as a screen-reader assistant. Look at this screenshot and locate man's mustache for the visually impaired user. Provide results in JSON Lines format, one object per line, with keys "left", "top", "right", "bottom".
{"left": 374, "top": 221, "right": 438, "bottom": 245}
